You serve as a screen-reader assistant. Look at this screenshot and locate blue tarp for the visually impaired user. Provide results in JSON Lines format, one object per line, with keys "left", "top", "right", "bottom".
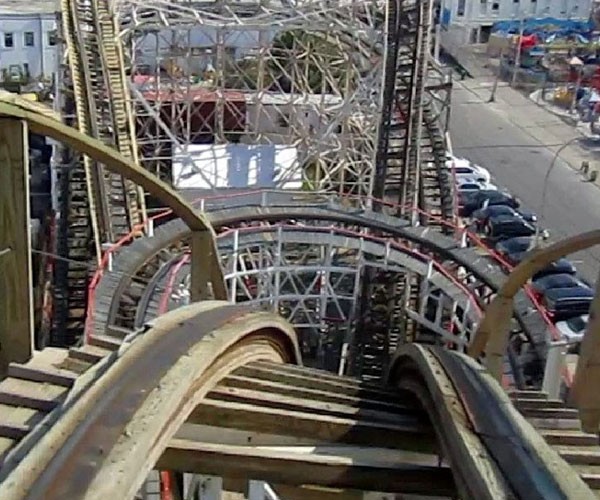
{"left": 492, "top": 17, "right": 594, "bottom": 38}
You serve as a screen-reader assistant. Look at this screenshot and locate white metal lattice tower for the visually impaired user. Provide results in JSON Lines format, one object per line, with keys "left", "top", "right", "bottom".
{"left": 113, "top": 0, "right": 386, "bottom": 197}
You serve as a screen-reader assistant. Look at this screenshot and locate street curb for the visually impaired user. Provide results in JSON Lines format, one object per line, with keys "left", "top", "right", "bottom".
{"left": 529, "top": 89, "right": 579, "bottom": 126}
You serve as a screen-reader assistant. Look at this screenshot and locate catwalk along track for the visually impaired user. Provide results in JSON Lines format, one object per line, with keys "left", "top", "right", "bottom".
{"left": 0, "top": 303, "right": 597, "bottom": 499}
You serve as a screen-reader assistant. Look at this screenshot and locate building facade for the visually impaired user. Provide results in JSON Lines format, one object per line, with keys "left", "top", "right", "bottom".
{"left": 0, "top": 1, "right": 59, "bottom": 81}
{"left": 441, "top": 0, "right": 592, "bottom": 50}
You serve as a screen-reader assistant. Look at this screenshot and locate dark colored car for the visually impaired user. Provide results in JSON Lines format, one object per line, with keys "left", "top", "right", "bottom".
{"left": 484, "top": 214, "right": 536, "bottom": 243}
{"left": 472, "top": 205, "right": 537, "bottom": 230}
{"left": 541, "top": 286, "right": 594, "bottom": 321}
{"left": 531, "top": 273, "right": 588, "bottom": 297}
{"left": 495, "top": 236, "right": 533, "bottom": 256}
{"left": 532, "top": 258, "right": 577, "bottom": 281}
{"left": 460, "top": 190, "right": 520, "bottom": 217}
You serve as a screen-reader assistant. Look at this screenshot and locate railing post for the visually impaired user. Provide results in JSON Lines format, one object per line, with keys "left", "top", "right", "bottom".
{"left": 146, "top": 217, "right": 154, "bottom": 238}
{"left": 248, "top": 480, "right": 266, "bottom": 500}
{"left": 189, "top": 223, "right": 227, "bottom": 301}
{"left": 0, "top": 118, "right": 33, "bottom": 376}
{"left": 542, "top": 341, "right": 567, "bottom": 400}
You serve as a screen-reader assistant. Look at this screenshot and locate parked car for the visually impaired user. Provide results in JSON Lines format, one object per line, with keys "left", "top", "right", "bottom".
{"left": 472, "top": 205, "right": 537, "bottom": 230}
{"left": 531, "top": 273, "right": 588, "bottom": 298}
{"left": 460, "top": 190, "right": 520, "bottom": 217}
{"left": 555, "top": 314, "right": 589, "bottom": 352}
{"left": 447, "top": 156, "right": 492, "bottom": 184}
{"left": 541, "top": 286, "right": 593, "bottom": 321}
{"left": 457, "top": 177, "right": 497, "bottom": 192}
{"left": 495, "top": 236, "right": 533, "bottom": 265}
{"left": 532, "top": 258, "right": 577, "bottom": 281}
{"left": 483, "top": 214, "right": 536, "bottom": 243}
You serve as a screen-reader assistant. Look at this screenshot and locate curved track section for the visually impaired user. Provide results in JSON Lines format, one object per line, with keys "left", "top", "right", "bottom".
{"left": 91, "top": 191, "right": 547, "bottom": 383}
{"left": 0, "top": 304, "right": 595, "bottom": 499}
{"left": 133, "top": 224, "right": 482, "bottom": 373}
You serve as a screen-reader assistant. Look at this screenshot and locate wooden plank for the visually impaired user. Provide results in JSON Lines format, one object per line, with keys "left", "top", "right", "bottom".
{"left": 0, "top": 118, "right": 33, "bottom": 376}
{"left": 269, "top": 484, "right": 364, "bottom": 500}
{"left": 540, "top": 430, "right": 599, "bottom": 446}
{"left": 220, "top": 375, "right": 411, "bottom": 413}
{"left": 188, "top": 399, "right": 436, "bottom": 452}
{"left": 207, "top": 385, "right": 422, "bottom": 424}
{"left": 248, "top": 361, "right": 373, "bottom": 387}
{"left": 232, "top": 364, "right": 403, "bottom": 402}
{"left": 175, "top": 423, "right": 325, "bottom": 447}
{"left": 7, "top": 363, "right": 76, "bottom": 388}
{"left": 158, "top": 440, "right": 455, "bottom": 495}
{"left": 0, "top": 378, "right": 68, "bottom": 411}
{"left": 0, "top": 402, "right": 43, "bottom": 427}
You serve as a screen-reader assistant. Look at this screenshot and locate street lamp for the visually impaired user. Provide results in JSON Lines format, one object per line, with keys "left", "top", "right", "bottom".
{"left": 534, "top": 137, "right": 582, "bottom": 247}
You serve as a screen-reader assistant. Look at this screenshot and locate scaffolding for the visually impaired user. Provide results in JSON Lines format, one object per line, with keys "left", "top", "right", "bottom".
{"left": 114, "top": 0, "right": 386, "bottom": 198}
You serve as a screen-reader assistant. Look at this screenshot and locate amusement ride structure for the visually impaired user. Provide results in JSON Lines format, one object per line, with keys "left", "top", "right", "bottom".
{"left": 0, "top": 0, "right": 599, "bottom": 498}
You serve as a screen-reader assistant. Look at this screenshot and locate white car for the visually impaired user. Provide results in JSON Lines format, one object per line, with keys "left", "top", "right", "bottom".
{"left": 555, "top": 314, "right": 589, "bottom": 351}
{"left": 446, "top": 157, "right": 492, "bottom": 184}
{"left": 456, "top": 177, "right": 497, "bottom": 192}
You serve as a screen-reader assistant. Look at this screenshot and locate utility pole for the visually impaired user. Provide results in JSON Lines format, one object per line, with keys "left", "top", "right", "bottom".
{"left": 488, "top": 47, "right": 504, "bottom": 102}
{"left": 511, "top": 15, "right": 525, "bottom": 88}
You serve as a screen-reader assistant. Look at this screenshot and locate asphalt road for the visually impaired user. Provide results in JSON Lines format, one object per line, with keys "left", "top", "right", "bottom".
{"left": 450, "top": 80, "right": 600, "bottom": 282}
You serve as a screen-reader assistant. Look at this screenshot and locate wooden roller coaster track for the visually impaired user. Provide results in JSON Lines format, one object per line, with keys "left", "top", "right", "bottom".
{"left": 0, "top": 304, "right": 597, "bottom": 499}
{"left": 56, "top": 0, "right": 145, "bottom": 343}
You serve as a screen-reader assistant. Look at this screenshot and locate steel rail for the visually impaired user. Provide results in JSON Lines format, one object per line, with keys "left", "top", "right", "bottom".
{"left": 2, "top": 304, "right": 587, "bottom": 499}
{"left": 432, "top": 350, "right": 595, "bottom": 500}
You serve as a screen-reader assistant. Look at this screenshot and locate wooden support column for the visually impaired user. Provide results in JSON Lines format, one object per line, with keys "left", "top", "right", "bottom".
{"left": 570, "top": 269, "right": 600, "bottom": 433}
{"left": 190, "top": 230, "right": 227, "bottom": 302}
{"left": 0, "top": 118, "right": 33, "bottom": 376}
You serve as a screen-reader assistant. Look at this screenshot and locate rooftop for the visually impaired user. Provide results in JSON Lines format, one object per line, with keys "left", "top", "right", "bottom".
{"left": 0, "top": 0, "right": 58, "bottom": 15}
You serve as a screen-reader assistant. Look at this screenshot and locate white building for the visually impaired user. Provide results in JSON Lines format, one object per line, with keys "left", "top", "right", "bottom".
{"left": 0, "top": 1, "right": 59, "bottom": 81}
{"left": 171, "top": 92, "right": 343, "bottom": 190}
{"left": 441, "top": 0, "right": 592, "bottom": 50}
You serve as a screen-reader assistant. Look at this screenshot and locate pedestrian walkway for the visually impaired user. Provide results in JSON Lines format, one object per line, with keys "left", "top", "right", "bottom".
{"left": 459, "top": 78, "right": 600, "bottom": 176}
{"left": 529, "top": 88, "right": 600, "bottom": 142}
{"left": 449, "top": 45, "right": 600, "bottom": 189}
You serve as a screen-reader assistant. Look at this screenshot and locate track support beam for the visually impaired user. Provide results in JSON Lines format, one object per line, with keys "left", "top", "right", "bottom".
{"left": 0, "top": 118, "right": 34, "bottom": 375}
{"left": 571, "top": 267, "right": 600, "bottom": 433}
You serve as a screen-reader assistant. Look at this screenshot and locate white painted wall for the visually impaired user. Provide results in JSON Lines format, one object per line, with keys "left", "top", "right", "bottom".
{"left": 0, "top": 13, "right": 58, "bottom": 80}
{"left": 172, "top": 144, "right": 301, "bottom": 190}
